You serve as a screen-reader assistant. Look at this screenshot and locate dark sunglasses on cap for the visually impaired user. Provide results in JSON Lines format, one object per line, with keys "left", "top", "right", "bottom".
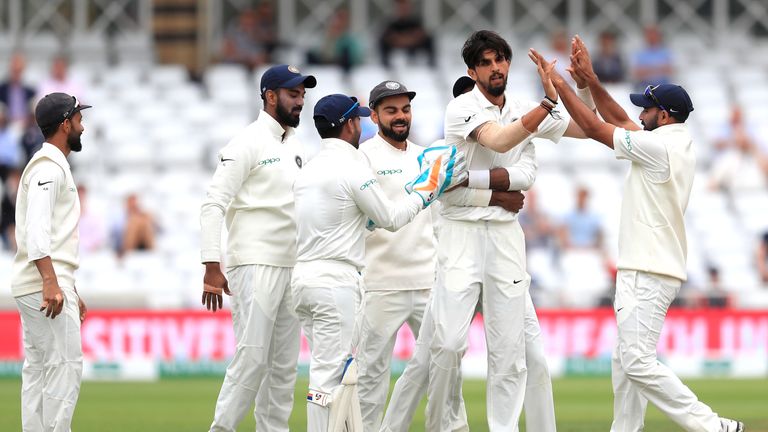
{"left": 644, "top": 85, "right": 667, "bottom": 112}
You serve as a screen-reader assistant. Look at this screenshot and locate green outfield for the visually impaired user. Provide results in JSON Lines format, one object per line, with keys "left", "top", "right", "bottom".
{"left": 1, "top": 377, "right": 766, "bottom": 431}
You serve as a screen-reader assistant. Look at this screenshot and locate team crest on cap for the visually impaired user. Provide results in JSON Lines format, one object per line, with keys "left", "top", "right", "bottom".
{"left": 385, "top": 81, "right": 400, "bottom": 90}
{"left": 288, "top": 65, "right": 300, "bottom": 73}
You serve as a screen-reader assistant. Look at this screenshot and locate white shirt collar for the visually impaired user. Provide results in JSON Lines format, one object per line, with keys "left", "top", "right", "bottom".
{"left": 256, "top": 110, "right": 295, "bottom": 142}
{"left": 40, "top": 142, "right": 70, "bottom": 170}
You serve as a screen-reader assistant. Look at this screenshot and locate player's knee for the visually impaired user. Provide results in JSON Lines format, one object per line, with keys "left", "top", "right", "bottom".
{"left": 620, "top": 349, "right": 655, "bottom": 380}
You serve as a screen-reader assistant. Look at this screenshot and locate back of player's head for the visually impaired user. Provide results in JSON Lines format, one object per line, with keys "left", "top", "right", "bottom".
{"left": 461, "top": 30, "right": 512, "bottom": 69}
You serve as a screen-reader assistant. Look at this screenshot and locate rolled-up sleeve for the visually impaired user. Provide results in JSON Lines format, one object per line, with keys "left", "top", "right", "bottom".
{"left": 25, "top": 161, "right": 64, "bottom": 262}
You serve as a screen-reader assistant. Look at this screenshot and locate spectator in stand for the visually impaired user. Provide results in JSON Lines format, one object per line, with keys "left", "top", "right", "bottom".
{"left": 708, "top": 117, "right": 768, "bottom": 192}
{"left": 631, "top": 25, "right": 674, "bottom": 90}
{"left": 592, "top": 31, "right": 625, "bottom": 83}
{"left": 559, "top": 186, "right": 603, "bottom": 250}
{"left": 543, "top": 29, "right": 573, "bottom": 84}
{"left": 36, "top": 55, "right": 86, "bottom": 102}
{"left": 306, "top": 8, "right": 363, "bottom": 73}
{"left": 378, "top": 0, "right": 435, "bottom": 68}
{"left": 757, "top": 231, "right": 768, "bottom": 285}
{"left": 0, "top": 52, "right": 36, "bottom": 129}
{"left": 0, "top": 104, "right": 21, "bottom": 181}
{"left": 220, "top": 4, "right": 277, "bottom": 69}
{"left": 111, "top": 193, "right": 156, "bottom": 257}
{"left": 20, "top": 111, "right": 44, "bottom": 165}
{"left": 0, "top": 169, "right": 19, "bottom": 251}
{"left": 77, "top": 185, "right": 107, "bottom": 254}
{"left": 713, "top": 106, "right": 761, "bottom": 153}
{"left": 518, "top": 187, "right": 557, "bottom": 251}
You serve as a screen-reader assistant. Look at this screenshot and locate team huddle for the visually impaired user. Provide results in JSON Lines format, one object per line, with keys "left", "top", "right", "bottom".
{"left": 11, "top": 29, "right": 745, "bottom": 432}
{"left": 197, "top": 30, "right": 744, "bottom": 432}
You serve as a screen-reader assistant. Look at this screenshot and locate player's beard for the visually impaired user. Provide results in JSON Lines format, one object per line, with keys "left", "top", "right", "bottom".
{"left": 68, "top": 130, "right": 82, "bottom": 152}
{"left": 351, "top": 121, "right": 362, "bottom": 148}
{"left": 642, "top": 112, "right": 660, "bottom": 131}
{"left": 380, "top": 119, "right": 410, "bottom": 142}
{"left": 276, "top": 103, "right": 301, "bottom": 128}
{"left": 480, "top": 72, "right": 507, "bottom": 97}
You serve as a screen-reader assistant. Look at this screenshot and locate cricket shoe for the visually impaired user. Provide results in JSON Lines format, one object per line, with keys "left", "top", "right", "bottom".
{"left": 720, "top": 418, "right": 745, "bottom": 432}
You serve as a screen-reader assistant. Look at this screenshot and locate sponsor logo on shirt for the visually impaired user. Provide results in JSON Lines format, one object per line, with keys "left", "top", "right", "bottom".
{"left": 624, "top": 130, "right": 633, "bottom": 152}
{"left": 258, "top": 157, "right": 281, "bottom": 166}
{"left": 359, "top": 179, "right": 377, "bottom": 190}
{"left": 376, "top": 169, "right": 402, "bottom": 175}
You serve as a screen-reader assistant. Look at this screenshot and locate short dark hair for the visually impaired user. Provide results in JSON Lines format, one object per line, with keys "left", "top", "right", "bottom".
{"left": 315, "top": 121, "right": 345, "bottom": 139}
{"left": 461, "top": 30, "right": 512, "bottom": 69}
{"left": 40, "top": 123, "right": 60, "bottom": 139}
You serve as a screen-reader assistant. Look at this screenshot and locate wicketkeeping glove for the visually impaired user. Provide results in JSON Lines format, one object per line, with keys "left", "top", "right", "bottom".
{"left": 405, "top": 145, "right": 468, "bottom": 208}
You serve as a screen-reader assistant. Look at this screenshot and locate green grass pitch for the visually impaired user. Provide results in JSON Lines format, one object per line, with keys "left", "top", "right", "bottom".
{"left": 1, "top": 377, "right": 766, "bottom": 431}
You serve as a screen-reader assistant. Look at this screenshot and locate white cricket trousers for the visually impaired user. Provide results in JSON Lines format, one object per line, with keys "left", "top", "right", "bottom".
{"left": 356, "top": 289, "right": 429, "bottom": 431}
{"left": 382, "top": 290, "right": 555, "bottom": 432}
{"left": 380, "top": 295, "right": 467, "bottom": 432}
{"left": 428, "top": 219, "right": 528, "bottom": 432}
{"left": 210, "top": 264, "right": 299, "bottom": 432}
{"left": 293, "top": 260, "right": 363, "bottom": 432}
{"left": 16, "top": 286, "right": 83, "bottom": 432}
{"left": 611, "top": 270, "right": 721, "bottom": 432}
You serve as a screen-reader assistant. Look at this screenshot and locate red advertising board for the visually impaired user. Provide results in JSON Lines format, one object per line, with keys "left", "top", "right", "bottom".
{"left": 1, "top": 309, "right": 767, "bottom": 362}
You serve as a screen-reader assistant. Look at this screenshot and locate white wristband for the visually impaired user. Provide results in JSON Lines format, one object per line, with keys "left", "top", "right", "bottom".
{"left": 468, "top": 170, "right": 490, "bottom": 189}
{"left": 576, "top": 86, "right": 596, "bottom": 111}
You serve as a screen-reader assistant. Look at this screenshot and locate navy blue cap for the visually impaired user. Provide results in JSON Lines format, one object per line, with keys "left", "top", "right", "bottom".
{"left": 629, "top": 84, "right": 694, "bottom": 120}
{"left": 259, "top": 64, "right": 317, "bottom": 96}
{"left": 313, "top": 94, "right": 371, "bottom": 129}
{"left": 35, "top": 92, "right": 92, "bottom": 130}
{"left": 452, "top": 76, "right": 475, "bottom": 98}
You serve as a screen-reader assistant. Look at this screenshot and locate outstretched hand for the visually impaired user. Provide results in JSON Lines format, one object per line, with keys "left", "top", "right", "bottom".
{"left": 567, "top": 35, "right": 598, "bottom": 87}
{"left": 528, "top": 48, "right": 563, "bottom": 97}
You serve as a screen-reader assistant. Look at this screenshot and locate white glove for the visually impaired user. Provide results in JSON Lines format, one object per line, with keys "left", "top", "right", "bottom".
{"left": 405, "top": 145, "right": 468, "bottom": 208}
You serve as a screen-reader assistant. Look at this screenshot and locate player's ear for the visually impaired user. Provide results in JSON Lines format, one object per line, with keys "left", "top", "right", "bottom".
{"left": 467, "top": 68, "right": 477, "bottom": 81}
{"left": 370, "top": 109, "right": 379, "bottom": 125}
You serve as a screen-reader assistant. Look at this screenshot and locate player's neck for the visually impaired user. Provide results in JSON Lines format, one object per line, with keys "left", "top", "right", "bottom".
{"left": 479, "top": 87, "right": 505, "bottom": 108}
{"left": 379, "top": 133, "right": 407, "bottom": 151}
{"left": 47, "top": 136, "right": 71, "bottom": 157}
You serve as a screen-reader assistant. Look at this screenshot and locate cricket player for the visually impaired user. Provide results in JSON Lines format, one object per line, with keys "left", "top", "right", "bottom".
{"left": 529, "top": 36, "right": 744, "bottom": 432}
{"left": 426, "top": 30, "right": 595, "bottom": 431}
{"left": 13, "top": 92, "right": 90, "bottom": 432}
{"left": 381, "top": 75, "right": 558, "bottom": 432}
{"left": 293, "top": 93, "right": 466, "bottom": 432}
{"left": 200, "top": 64, "right": 316, "bottom": 432}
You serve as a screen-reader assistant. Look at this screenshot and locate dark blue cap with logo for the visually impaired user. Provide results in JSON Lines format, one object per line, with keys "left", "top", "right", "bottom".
{"left": 629, "top": 84, "right": 694, "bottom": 121}
{"left": 260, "top": 64, "right": 317, "bottom": 96}
{"left": 313, "top": 94, "right": 371, "bottom": 129}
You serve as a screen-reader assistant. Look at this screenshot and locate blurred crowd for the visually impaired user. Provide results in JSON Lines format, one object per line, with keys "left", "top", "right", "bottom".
{"left": 0, "top": 52, "right": 157, "bottom": 259}
{"left": 2, "top": 0, "right": 767, "bottom": 306}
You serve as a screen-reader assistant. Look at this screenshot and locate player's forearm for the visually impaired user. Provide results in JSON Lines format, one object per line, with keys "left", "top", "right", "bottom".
{"left": 554, "top": 79, "right": 614, "bottom": 148}
{"left": 33, "top": 256, "right": 57, "bottom": 283}
{"left": 585, "top": 79, "right": 633, "bottom": 128}
{"left": 475, "top": 117, "right": 536, "bottom": 153}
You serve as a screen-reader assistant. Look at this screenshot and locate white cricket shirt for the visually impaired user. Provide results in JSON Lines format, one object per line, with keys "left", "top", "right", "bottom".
{"left": 613, "top": 123, "right": 696, "bottom": 280}
{"left": 294, "top": 138, "right": 423, "bottom": 270}
{"left": 359, "top": 134, "right": 435, "bottom": 291}
{"left": 12, "top": 143, "right": 80, "bottom": 297}
{"left": 200, "top": 110, "right": 306, "bottom": 268}
{"left": 442, "top": 85, "right": 568, "bottom": 222}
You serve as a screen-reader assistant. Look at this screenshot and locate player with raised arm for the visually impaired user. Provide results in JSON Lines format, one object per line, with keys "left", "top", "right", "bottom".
{"left": 200, "top": 65, "right": 316, "bottom": 432}
{"left": 293, "top": 93, "right": 466, "bottom": 432}
{"left": 529, "top": 36, "right": 744, "bottom": 432}
{"left": 425, "top": 30, "right": 590, "bottom": 431}
{"left": 380, "top": 75, "right": 556, "bottom": 432}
